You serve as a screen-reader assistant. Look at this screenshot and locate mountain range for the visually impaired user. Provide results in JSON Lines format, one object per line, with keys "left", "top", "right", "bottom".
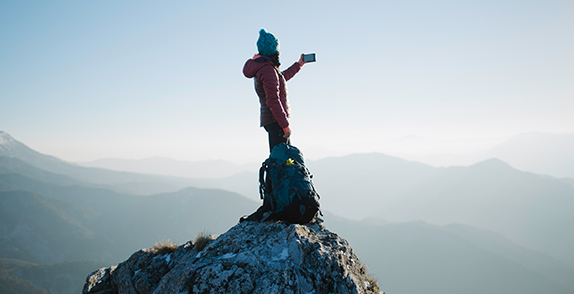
{"left": 74, "top": 132, "right": 574, "bottom": 179}
{"left": 309, "top": 154, "right": 574, "bottom": 265}
{"left": 1, "top": 130, "right": 574, "bottom": 294}
{"left": 403, "top": 132, "right": 574, "bottom": 178}
{"left": 478, "top": 132, "right": 574, "bottom": 178}
{"left": 78, "top": 157, "right": 259, "bottom": 179}
{"left": 102, "top": 147, "right": 574, "bottom": 267}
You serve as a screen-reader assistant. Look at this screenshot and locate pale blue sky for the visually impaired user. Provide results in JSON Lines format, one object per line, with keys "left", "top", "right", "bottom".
{"left": 1, "top": 0, "right": 573, "bottom": 163}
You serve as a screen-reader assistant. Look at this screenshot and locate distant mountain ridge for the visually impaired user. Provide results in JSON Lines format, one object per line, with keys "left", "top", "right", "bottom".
{"left": 309, "top": 155, "right": 574, "bottom": 266}
{"left": 406, "top": 132, "right": 574, "bottom": 179}
{"left": 0, "top": 131, "right": 217, "bottom": 196}
{"left": 78, "top": 157, "right": 259, "bottom": 179}
{"left": 71, "top": 132, "right": 574, "bottom": 180}
{"left": 0, "top": 131, "right": 67, "bottom": 170}
{"left": 480, "top": 132, "right": 574, "bottom": 178}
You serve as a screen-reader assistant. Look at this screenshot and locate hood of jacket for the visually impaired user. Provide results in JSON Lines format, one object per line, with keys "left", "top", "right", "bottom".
{"left": 243, "top": 56, "right": 274, "bottom": 78}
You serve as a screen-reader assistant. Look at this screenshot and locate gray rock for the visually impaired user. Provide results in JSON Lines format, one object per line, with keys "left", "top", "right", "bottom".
{"left": 83, "top": 221, "right": 383, "bottom": 294}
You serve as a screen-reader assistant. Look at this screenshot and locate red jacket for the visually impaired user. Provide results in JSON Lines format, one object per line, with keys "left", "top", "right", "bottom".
{"left": 243, "top": 56, "right": 301, "bottom": 129}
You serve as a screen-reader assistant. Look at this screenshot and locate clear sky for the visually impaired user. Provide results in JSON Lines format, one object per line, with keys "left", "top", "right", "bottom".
{"left": 1, "top": 0, "right": 573, "bottom": 164}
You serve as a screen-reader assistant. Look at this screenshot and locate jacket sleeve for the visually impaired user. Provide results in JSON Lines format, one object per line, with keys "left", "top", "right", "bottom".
{"left": 281, "top": 62, "right": 301, "bottom": 81}
{"left": 258, "top": 65, "right": 290, "bottom": 129}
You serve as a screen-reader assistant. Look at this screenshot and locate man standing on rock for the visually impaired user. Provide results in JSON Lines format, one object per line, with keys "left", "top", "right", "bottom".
{"left": 243, "top": 28, "right": 309, "bottom": 153}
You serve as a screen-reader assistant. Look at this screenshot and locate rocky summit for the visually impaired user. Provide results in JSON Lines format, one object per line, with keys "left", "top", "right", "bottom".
{"left": 83, "top": 221, "right": 383, "bottom": 294}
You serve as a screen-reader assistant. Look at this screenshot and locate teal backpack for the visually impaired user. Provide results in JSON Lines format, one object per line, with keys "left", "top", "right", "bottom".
{"left": 259, "top": 143, "right": 321, "bottom": 224}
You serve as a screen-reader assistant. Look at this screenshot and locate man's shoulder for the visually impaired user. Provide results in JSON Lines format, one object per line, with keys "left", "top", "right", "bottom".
{"left": 256, "top": 63, "right": 279, "bottom": 79}
{"left": 244, "top": 59, "right": 272, "bottom": 78}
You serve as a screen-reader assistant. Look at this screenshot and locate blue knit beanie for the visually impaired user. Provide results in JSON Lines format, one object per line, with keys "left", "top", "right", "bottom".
{"left": 257, "top": 28, "right": 280, "bottom": 56}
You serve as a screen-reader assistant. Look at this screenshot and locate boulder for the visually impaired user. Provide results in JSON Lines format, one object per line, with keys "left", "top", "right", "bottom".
{"left": 83, "top": 221, "right": 383, "bottom": 294}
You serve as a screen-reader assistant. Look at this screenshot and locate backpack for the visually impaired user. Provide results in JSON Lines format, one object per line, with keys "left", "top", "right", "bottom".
{"left": 259, "top": 143, "right": 321, "bottom": 224}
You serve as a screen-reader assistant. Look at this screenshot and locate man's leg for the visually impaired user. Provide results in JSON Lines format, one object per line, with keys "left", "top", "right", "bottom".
{"left": 264, "top": 122, "right": 291, "bottom": 153}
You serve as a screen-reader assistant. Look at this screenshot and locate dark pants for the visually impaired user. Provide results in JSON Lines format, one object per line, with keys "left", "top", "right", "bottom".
{"left": 264, "top": 122, "right": 291, "bottom": 153}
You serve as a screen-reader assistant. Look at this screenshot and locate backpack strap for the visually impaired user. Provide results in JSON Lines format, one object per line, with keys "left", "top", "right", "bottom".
{"left": 259, "top": 162, "right": 268, "bottom": 200}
